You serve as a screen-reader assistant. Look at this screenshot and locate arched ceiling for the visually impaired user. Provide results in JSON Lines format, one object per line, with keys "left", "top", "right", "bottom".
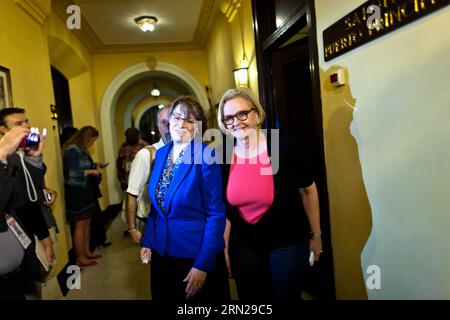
{"left": 117, "top": 71, "right": 193, "bottom": 103}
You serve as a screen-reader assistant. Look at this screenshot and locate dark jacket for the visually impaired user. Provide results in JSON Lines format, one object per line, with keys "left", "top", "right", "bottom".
{"left": 0, "top": 154, "right": 49, "bottom": 282}
{"left": 221, "top": 132, "right": 313, "bottom": 249}
{"left": 0, "top": 153, "right": 49, "bottom": 240}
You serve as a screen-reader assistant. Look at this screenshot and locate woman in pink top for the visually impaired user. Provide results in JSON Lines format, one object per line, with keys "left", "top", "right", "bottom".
{"left": 218, "top": 88, "right": 322, "bottom": 300}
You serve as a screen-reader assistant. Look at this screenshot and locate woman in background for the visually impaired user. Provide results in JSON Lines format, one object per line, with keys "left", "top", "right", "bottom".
{"left": 63, "top": 126, "right": 108, "bottom": 267}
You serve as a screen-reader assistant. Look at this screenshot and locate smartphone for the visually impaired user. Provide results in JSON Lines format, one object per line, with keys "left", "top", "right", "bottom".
{"left": 43, "top": 189, "right": 52, "bottom": 202}
{"left": 309, "top": 251, "right": 315, "bottom": 267}
{"left": 141, "top": 250, "right": 151, "bottom": 264}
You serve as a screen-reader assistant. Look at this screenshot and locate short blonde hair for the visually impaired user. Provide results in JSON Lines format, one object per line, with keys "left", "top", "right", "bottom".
{"left": 217, "top": 88, "right": 266, "bottom": 134}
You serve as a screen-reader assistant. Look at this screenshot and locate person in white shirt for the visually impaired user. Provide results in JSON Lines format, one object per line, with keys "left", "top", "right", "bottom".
{"left": 126, "top": 105, "right": 170, "bottom": 244}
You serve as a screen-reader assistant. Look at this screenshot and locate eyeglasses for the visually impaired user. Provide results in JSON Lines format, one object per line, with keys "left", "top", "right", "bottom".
{"left": 222, "top": 108, "right": 256, "bottom": 126}
{"left": 170, "top": 113, "right": 195, "bottom": 126}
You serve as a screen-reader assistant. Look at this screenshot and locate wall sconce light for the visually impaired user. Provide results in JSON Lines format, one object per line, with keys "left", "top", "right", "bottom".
{"left": 233, "top": 55, "right": 249, "bottom": 88}
{"left": 50, "top": 104, "right": 58, "bottom": 120}
{"left": 135, "top": 16, "right": 158, "bottom": 32}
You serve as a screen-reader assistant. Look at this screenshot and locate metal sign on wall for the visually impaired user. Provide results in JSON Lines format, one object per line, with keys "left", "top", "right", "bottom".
{"left": 323, "top": 0, "right": 450, "bottom": 62}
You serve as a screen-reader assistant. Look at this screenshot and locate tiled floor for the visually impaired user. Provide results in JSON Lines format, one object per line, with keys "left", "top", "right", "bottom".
{"left": 62, "top": 215, "right": 310, "bottom": 300}
{"left": 65, "top": 215, "right": 150, "bottom": 300}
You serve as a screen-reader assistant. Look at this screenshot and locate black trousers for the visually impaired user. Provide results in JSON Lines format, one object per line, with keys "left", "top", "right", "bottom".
{"left": 151, "top": 251, "right": 230, "bottom": 302}
{"left": 90, "top": 201, "right": 107, "bottom": 250}
{"left": 0, "top": 269, "right": 25, "bottom": 301}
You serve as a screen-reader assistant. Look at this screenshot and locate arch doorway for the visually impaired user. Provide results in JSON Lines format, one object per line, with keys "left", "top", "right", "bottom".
{"left": 100, "top": 61, "right": 210, "bottom": 204}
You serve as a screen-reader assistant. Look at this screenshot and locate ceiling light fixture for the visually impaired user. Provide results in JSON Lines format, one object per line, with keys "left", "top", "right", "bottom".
{"left": 135, "top": 16, "right": 158, "bottom": 32}
{"left": 151, "top": 88, "right": 160, "bottom": 97}
{"left": 151, "top": 79, "right": 160, "bottom": 97}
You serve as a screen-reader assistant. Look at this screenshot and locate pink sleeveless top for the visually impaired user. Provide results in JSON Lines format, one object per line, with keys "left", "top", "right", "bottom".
{"left": 226, "top": 150, "right": 274, "bottom": 225}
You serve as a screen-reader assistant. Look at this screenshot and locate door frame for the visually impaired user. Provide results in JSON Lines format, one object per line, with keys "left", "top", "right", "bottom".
{"left": 252, "top": 0, "right": 335, "bottom": 299}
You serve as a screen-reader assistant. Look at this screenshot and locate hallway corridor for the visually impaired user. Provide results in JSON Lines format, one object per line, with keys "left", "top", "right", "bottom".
{"left": 65, "top": 216, "right": 150, "bottom": 300}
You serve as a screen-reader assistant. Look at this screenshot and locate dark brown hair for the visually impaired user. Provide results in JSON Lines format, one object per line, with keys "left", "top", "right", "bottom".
{"left": 170, "top": 95, "right": 208, "bottom": 134}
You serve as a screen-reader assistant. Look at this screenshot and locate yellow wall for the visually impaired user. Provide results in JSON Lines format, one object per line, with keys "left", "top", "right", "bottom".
{"left": 206, "top": 0, "right": 258, "bottom": 105}
{"left": 206, "top": 13, "right": 235, "bottom": 104}
{"left": 315, "top": 0, "right": 450, "bottom": 299}
{"left": 230, "top": 0, "right": 258, "bottom": 95}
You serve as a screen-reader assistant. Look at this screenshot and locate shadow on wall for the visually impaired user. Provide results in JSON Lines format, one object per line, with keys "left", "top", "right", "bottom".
{"left": 320, "top": 66, "right": 372, "bottom": 299}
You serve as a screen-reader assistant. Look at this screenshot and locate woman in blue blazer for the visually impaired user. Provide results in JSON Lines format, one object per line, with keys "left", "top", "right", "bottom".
{"left": 141, "top": 96, "right": 229, "bottom": 301}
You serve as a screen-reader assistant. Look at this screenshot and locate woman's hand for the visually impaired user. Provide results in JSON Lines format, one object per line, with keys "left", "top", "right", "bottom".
{"left": 129, "top": 228, "right": 142, "bottom": 244}
{"left": 140, "top": 247, "right": 151, "bottom": 264}
{"left": 96, "top": 162, "right": 109, "bottom": 169}
{"left": 183, "top": 267, "right": 207, "bottom": 299}
{"left": 84, "top": 169, "right": 100, "bottom": 176}
{"left": 309, "top": 236, "right": 323, "bottom": 262}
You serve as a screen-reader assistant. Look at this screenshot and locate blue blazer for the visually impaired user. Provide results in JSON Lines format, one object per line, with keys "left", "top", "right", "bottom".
{"left": 142, "top": 140, "right": 226, "bottom": 272}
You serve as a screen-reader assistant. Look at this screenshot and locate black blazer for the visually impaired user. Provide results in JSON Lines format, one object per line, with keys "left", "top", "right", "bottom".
{"left": 221, "top": 132, "right": 313, "bottom": 249}
{"left": 0, "top": 153, "right": 49, "bottom": 240}
{"left": 0, "top": 156, "right": 49, "bottom": 282}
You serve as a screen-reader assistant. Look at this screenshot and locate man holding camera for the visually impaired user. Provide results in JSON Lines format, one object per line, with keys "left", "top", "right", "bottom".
{"left": 0, "top": 107, "right": 56, "bottom": 300}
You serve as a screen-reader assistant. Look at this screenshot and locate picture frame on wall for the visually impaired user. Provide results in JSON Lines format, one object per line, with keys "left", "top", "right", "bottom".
{"left": 0, "top": 65, "right": 13, "bottom": 109}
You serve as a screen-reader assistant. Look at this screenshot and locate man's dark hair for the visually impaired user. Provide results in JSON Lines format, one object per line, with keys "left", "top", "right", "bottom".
{"left": 0, "top": 107, "right": 25, "bottom": 126}
{"left": 125, "top": 127, "right": 140, "bottom": 145}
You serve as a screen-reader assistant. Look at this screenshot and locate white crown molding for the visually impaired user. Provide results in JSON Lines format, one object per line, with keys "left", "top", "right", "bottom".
{"left": 14, "top": 0, "right": 49, "bottom": 25}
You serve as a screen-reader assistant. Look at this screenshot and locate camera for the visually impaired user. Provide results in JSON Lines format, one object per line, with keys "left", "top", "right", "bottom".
{"left": 19, "top": 132, "right": 40, "bottom": 149}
